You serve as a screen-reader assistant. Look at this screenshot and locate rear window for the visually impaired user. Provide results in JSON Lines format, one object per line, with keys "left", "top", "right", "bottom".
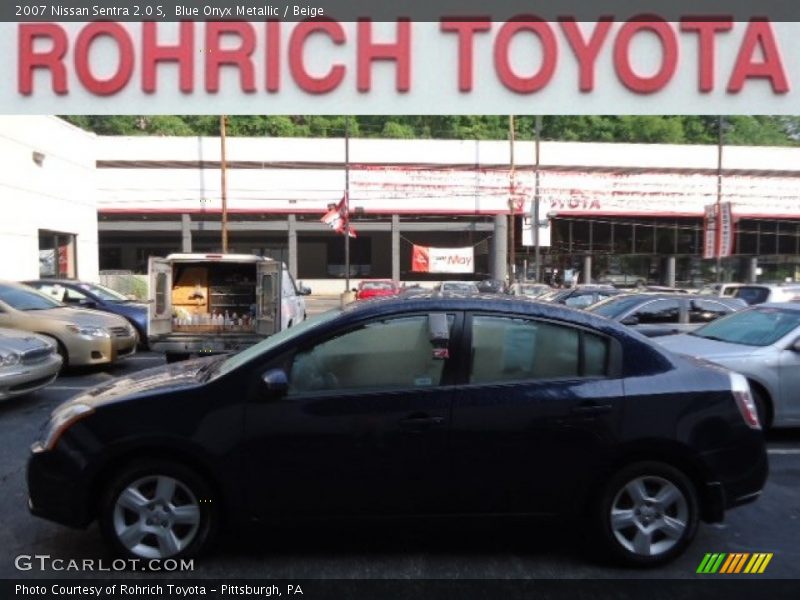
{"left": 732, "top": 286, "right": 770, "bottom": 305}
{"left": 361, "top": 281, "right": 394, "bottom": 290}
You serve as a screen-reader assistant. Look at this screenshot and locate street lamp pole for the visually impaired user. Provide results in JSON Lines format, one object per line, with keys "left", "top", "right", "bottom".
{"left": 508, "top": 115, "right": 516, "bottom": 284}
{"left": 716, "top": 115, "right": 724, "bottom": 283}
{"left": 220, "top": 115, "right": 229, "bottom": 254}
{"left": 344, "top": 118, "right": 351, "bottom": 291}
{"left": 533, "top": 115, "right": 542, "bottom": 283}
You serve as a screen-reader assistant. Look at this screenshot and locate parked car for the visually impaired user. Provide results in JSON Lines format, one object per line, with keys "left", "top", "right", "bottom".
{"left": 476, "top": 279, "right": 508, "bottom": 294}
{"left": 0, "top": 327, "right": 62, "bottom": 400}
{"left": 540, "top": 285, "right": 622, "bottom": 309}
{"left": 509, "top": 282, "right": 552, "bottom": 298}
{"left": 724, "top": 284, "right": 800, "bottom": 306}
{"left": 657, "top": 303, "right": 800, "bottom": 429}
{"left": 697, "top": 283, "right": 746, "bottom": 297}
{"left": 435, "top": 281, "right": 480, "bottom": 294}
{"left": 0, "top": 281, "right": 136, "bottom": 368}
{"left": 25, "top": 279, "right": 148, "bottom": 348}
{"left": 587, "top": 294, "right": 747, "bottom": 337}
{"left": 28, "top": 296, "right": 766, "bottom": 566}
{"left": 355, "top": 279, "right": 400, "bottom": 301}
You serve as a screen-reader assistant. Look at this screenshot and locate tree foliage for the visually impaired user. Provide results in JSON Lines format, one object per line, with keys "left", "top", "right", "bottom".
{"left": 60, "top": 115, "right": 800, "bottom": 146}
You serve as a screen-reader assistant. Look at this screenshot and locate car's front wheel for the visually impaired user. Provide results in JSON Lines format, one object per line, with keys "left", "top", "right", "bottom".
{"left": 99, "top": 460, "right": 217, "bottom": 560}
{"left": 592, "top": 461, "right": 699, "bottom": 567}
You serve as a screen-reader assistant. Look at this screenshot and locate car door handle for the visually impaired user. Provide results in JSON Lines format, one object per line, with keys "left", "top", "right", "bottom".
{"left": 570, "top": 403, "right": 613, "bottom": 415}
{"left": 399, "top": 414, "right": 445, "bottom": 430}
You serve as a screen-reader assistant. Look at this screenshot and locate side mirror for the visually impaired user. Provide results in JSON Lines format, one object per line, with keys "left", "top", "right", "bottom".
{"left": 351, "top": 288, "right": 358, "bottom": 293}
{"left": 261, "top": 369, "right": 289, "bottom": 397}
{"left": 83, "top": 300, "right": 98, "bottom": 309}
{"left": 299, "top": 286, "right": 312, "bottom": 296}
{"left": 790, "top": 338, "right": 800, "bottom": 352}
{"left": 620, "top": 315, "right": 640, "bottom": 326}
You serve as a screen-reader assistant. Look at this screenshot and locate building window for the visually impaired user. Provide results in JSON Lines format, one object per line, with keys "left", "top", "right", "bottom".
{"left": 39, "top": 231, "right": 76, "bottom": 279}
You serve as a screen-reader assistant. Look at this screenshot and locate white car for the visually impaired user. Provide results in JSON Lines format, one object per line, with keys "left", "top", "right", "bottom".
{"left": 0, "top": 327, "right": 62, "bottom": 400}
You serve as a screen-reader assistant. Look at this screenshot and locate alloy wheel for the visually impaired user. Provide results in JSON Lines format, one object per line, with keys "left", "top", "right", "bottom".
{"left": 609, "top": 475, "right": 689, "bottom": 558}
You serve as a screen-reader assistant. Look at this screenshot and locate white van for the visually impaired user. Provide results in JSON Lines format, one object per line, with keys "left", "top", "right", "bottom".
{"left": 148, "top": 253, "right": 309, "bottom": 362}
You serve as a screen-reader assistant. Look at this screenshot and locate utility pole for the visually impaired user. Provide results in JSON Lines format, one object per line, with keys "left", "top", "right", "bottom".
{"left": 508, "top": 115, "right": 516, "bottom": 284}
{"left": 344, "top": 118, "right": 351, "bottom": 291}
{"left": 716, "top": 115, "right": 724, "bottom": 283}
{"left": 220, "top": 115, "right": 229, "bottom": 254}
{"left": 533, "top": 115, "right": 542, "bottom": 283}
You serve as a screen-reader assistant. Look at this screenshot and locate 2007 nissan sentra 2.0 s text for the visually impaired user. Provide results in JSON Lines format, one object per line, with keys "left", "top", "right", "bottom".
{"left": 27, "top": 295, "right": 767, "bottom": 567}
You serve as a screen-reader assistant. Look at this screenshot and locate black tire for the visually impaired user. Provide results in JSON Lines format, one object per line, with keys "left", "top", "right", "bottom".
{"left": 591, "top": 461, "right": 699, "bottom": 567}
{"left": 99, "top": 459, "right": 217, "bottom": 560}
{"left": 165, "top": 353, "right": 190, "bottom": 364}
{"left": 750, "top": 385, "right": 771, "bottom": 431}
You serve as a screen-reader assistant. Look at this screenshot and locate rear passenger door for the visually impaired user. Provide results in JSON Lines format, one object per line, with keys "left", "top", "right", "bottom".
{"left": 448, "top": 313, "right": 625, "bottom": 515}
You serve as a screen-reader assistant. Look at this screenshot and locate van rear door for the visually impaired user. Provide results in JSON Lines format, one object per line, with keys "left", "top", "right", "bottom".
{"left": 256, "top": 260, "right": 282, "bottom": 335}
{"left": 149, "top": 257, "right": 173, "bottom": 336}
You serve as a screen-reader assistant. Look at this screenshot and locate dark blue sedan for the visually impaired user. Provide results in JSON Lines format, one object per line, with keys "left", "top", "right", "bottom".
{"left": 24, "top": 279, "right": 148, "bottom": 348}
{"left": 27, "top": 295, "right": 766, "bottom": 566}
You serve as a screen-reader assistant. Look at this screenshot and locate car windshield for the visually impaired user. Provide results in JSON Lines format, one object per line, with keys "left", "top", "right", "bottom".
{"left": 691, "top": 307, "right": 800, "bottom": 347}
{"left": 361, "top": 281, "right": 394, "bottom": 290}
{"left": 586, "top": 295, "right": 643, "bottom": 318}
{"left": 520, "top": 285, "right": 544, "bottom": 295}
{"left": 215, "top": 309, "right": 342, "bottom": 377}
{"left": 0, "top": 284, "right": 63, "bottom": 311}
{"left": 443, "top": 283, "right": 478, "bottom": 293}
{"left": 77, "top": 282, "right": 130, "bottom": 302}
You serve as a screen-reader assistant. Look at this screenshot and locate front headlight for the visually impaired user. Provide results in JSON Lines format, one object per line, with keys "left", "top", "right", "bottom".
{"left": 39, "top": 403, "right": 95, "bottom": 451}
{"left": 65, "top": 325, "right": 110, "bottom": 338}
{"left": 0, "top": 351, "right": 21, "bottom": 367}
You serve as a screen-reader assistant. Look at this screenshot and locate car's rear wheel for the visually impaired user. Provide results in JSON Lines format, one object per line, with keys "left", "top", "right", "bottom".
{"left": 99, "top": 460, "right": 217, "bottom": 560}
{"left": 592, "top": 461, "right": 699, "bottom": 567}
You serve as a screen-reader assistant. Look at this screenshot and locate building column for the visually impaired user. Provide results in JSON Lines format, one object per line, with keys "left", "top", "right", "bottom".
{"left": 181, "top": 214, "right": 192, "bottom": 253}
{"left": 391, "top": 214, "right": 400, "bottom": 281}
{"left": 491, "top": 214, "right": 508, "bottom": 281}
{"left": 665, "top": 256, "right": 676, "bottom": 288}
{"left": 582, "top": 255, "right": 592, "bottom": 284}
{"left": 748, "top": 257, "right": 758, "bottom": 283}
{"left": 287, "top": 214, "right": 298, "bottom": 279}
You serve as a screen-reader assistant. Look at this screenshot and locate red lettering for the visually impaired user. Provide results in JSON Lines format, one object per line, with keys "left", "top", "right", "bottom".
{"left": 357, "top": 19, "right": 411, "bottom": 92}
{"left": 266, "top": 20, "right": 280, "bottom": 92}
{"left": 205, "top": 22, "right": 256, "bottom": 93}
{"left": 75, "top": 22, "right": 134, "bottom": 96}
{"left": 289, "top": 19, "right": 346, "bottom": 94}
{"left": 680, "top": 18, "right": 733, "bottom": 93}
{"left": 614, "top": 17, "right": 678, "bottom": 94}
{"left": 440, "top": 19, "right": 491, "bottom": 92}
{"left": 559, "top": 18, "right": 613, "bottom": 92}
{"left": 18, "top": 23, "right": 68, "bottom": 95}
{"left": 494, "top": 17, "right": 557, "bottom": 94}
{"left": 728, "top": 19, "right": 789, "bottom": 94}
{"left": 142, "top": 22, "right": 194, "bottom": 94}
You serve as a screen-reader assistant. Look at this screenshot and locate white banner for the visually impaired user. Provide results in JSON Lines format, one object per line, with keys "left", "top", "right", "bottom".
{"left": 703, "top": 204, "right": 718, "bottom": 259}
{"left": 718, "top": 201, "right": 735, "bottom": 258}
{"left": 412, "top": 245, "right": 474, "bottom": 274}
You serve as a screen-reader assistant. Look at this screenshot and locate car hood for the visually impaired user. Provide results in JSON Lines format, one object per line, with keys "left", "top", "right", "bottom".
{"left": 0, "top": 327, "right": 53, "bottom": 352}
{"left": 656, "top": 333, "right": 761, "bottom": 360}
{"left": 22, "top": 307, "right": 128, "bottom": 327}
{"left": 61, "top": 356, "right": 216, "bottom": 410}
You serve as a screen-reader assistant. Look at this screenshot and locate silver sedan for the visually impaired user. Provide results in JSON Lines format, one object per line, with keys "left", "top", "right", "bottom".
{"left": 0, "top": 327, "right": 62, "bottom": 401}
{"left": 657, "top": 303, "right": 800, "bottom": 429}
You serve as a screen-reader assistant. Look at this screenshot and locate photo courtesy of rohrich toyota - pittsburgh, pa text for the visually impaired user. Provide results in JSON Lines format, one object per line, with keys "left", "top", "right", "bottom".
{"left": 1, "top": 1, "right": 800, "bottom": 599}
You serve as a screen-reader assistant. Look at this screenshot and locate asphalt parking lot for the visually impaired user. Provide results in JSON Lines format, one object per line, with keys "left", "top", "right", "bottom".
{"left": 1, "top": 297, "right": 799, "bottom": 579}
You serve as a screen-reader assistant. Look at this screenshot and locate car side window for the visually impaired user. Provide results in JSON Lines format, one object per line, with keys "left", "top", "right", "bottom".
{"left": 469, "top": 316, "right": 609, "bottom": 384}
{"left": 689, "top": 299, "right": 734, "bottom": 323}
{"left": 631, "top": 299, "right": 681, "bottom": 324}
{"left": 281, "top": 270, "right": 297, "bottom": 297}
{"left": 64, "top": 287, "right": 89, "bottom": 303}
{"left": 36, "top": 284, "right": 67, "bottom": 302}
{"left": 565, "top": 293, "right": 595, "bottom": 308}
{"left": 288, "top": 315, "right": 451, "bottom": 395}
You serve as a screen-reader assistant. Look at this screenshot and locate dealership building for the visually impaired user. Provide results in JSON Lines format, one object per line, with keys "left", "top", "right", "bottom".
{"left": 2, "top": 117, "right": 800, "bottom": 289}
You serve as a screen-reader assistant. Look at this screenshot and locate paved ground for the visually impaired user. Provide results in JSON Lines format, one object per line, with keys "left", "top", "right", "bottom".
{"left": 1, "top": 298, "right": 799, "bottom": 579}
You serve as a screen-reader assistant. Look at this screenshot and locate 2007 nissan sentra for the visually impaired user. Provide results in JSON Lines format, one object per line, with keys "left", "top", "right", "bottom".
{"left": 27, "top": 295, "right": 767, "bottom": 566}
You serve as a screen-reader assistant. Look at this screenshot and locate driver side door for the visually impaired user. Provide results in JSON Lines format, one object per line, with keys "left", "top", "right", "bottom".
{"left": 243, "top": 312, "right": 460, "bottom": 520}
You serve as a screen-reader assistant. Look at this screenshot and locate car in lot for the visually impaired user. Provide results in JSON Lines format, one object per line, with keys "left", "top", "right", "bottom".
{"left": 476, "top": 279, "right": 508, "bottom": 294}
{"left": 509, "top": 282, "right": 552, "bottom": 298}
{"left": 28, "top": 295, "right": 766, "bottom": 566}
{"left": 0, "top": 281, "right": 137, "bottom": 368}
{"left": 723, "top": 284, "right": 800, "bottom": 306}
{"left": 25, "top": 279, "right": 148, "bottom": 348}
{"left": 355, "top": 279, "right": 400, "bottom": 301}
{"left": 435, "top": 281, "right": 479, "bottom": 294}
{"left": 540, "top": 284, "right": 622, "bottom": 309}
{"left": 0, "top": 327, "right": 62, "bottom": 400}
{"left": 587, "top": 293, "right": 747, "bottom": 337}
{"left": 657, "top": 303, "right": 800, "bottom": 429}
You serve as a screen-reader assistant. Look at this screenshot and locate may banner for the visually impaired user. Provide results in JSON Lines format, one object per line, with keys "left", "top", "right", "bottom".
{"left": 411, "top": 245, "right": 474, "bottom": 274}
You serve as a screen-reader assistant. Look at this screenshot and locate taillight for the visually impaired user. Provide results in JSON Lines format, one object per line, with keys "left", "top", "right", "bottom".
{"left": 729, "top": 372, "right": 761, "bottom": 430}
